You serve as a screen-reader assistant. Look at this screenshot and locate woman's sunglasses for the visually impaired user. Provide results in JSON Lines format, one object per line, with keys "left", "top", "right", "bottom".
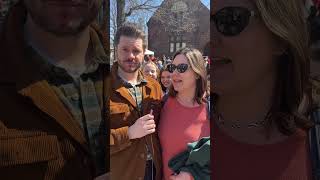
{"left": 212, "top": 6, "right": 256, "bottom": 36}
{"left": 167, "top": 63, "right": 189, "bottom": 73}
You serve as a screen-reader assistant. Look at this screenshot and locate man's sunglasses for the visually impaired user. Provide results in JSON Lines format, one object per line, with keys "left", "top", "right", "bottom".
{"left": 212, "top": 6, "right": 256, "bottom": 36}
{"left": 167, "top": 63, "right": 189, "bottom": 73}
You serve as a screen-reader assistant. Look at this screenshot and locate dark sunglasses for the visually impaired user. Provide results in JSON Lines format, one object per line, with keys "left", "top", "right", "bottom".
{"left": 167, "top": 63, "right": 189, "bottom": 73}
{"left": 212, "top": 6, "right": 256, "bottom": 36}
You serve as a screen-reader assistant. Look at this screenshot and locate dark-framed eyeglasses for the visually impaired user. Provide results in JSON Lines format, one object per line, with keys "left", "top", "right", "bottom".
{"left": 167, "top": 63, "right": 189, "bottom": 73}
{"left": 212, "top": 6, "right": 256, "bottom": 36}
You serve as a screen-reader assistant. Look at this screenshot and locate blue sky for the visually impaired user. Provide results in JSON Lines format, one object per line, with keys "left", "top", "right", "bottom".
{"left": 201, "top": 0, "right": 210, "bottom": 8}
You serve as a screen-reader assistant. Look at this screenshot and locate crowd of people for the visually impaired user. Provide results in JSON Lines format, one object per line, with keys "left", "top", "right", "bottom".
{"left": 142, "top": 54, "right": 211, "bottom": 98}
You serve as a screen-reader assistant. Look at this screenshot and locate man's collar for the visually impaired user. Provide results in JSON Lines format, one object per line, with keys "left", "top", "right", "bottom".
{"left": 84, "top": 28, "right": 109, "bottom": 73}
{"left": 116, "top": 66, "right": 147, "bottom": 87}
{"left": 23, "top": 26, "right": 109, "bottom": 75}
{"left": 89, "top": 27, "right": 108, "bottom": 64}
{"left": 111, "top": 62, "right": 148, "bottom": 89}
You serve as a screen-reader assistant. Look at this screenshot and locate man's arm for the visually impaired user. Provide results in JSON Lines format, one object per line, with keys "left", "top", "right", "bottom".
{"left": 110, "top": 113, "right": 155, "bottom": 155}
{"left": 110, "top": 126, "right": 131, "bottom": 155}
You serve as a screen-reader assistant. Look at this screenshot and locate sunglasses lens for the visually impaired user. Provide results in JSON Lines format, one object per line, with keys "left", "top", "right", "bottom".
{"left": 177, "top": 64, "right": 188, "bottom": 73}
{"left": 213, "top": 7, "right": 251, "bottom": 36}
{"left": 167, "top": 64, "right": 188, "bottom": 73}
{"left": 167, "top": 64, "right": 175, "bottom": 73}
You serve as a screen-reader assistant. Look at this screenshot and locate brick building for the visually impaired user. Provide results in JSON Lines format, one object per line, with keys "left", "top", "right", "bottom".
{"left": 147, "top": 0, "right": 209, "bottom": 58}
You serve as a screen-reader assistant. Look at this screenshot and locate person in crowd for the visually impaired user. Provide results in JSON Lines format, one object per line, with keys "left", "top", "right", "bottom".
{"left": 162, "top": 54, "right": 167, "bottom": 62}
{"left": 157, "top": 60, "right": 164, "bottom": 70}
{"left": 143, "top": 61, "right": 160, "bottom": 80}
{"left": 145, "top": 54, "right": 150, "bottom": 63}
{"left": 160, "top": 67, "right": 172, "bottom": 94}
{"left": 158, "top": 47, "right": 210, "bottom": 180}
{"left": 148, "top": 54, "right": 156, "bottom": 62}
{"left": 110, "top": 23, "right": 163, "bottom": 180}
{"left": 212, "top": 0, "right": 314, "bottom": 179}
{"left": 165, "top": 57, "right": 172, "bottom": 66}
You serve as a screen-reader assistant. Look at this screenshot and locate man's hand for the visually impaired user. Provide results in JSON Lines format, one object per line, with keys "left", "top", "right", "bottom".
{"left": 169, "top": 171, "right": 194, "bottom": 180}
{"left": 128, "top": 111, "right": 156, "bottom": 139}
{"left": 94, "top": 173, "right": 109, "bottom": 180}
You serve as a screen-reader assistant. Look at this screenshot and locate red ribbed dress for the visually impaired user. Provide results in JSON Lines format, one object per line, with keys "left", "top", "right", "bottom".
{"left": 158, "top": 97, "right": 210, "bottom": 180}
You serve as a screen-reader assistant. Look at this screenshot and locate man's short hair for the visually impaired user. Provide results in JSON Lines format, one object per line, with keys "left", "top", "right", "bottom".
{"left": 114, "top": 23, "right": 146, "bottom": 50}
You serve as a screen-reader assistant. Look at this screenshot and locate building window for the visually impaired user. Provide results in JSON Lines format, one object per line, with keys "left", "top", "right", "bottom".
{"left": 177, "top": 12, "right": 183, "bottom": 25}
{"left": 169, "top": 35, "right": 186, "bottom": 53}
{"left": 176, "top": 43, "right": 180, "bottom": 50}
{"left": 170, "top": 43, "right": 175, "bottom": 53}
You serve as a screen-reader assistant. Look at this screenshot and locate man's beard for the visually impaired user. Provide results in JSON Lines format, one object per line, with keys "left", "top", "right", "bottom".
{"left": 26, "top": 2, "right": 100, "bottom": 36}
{"left": 118, "top": 59, "right": 142, "bottom": 73}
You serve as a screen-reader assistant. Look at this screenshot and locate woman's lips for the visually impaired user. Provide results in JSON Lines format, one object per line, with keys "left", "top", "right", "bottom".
{"left": 163, "top": 82, "right": 170, "bottom": 87}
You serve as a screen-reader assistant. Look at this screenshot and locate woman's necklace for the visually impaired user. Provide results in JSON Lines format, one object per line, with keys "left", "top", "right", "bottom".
{"left": 216, "top": 113, "right": 267, "bottom": 129}
{"left": 177, "top": 95, "right": 196, "bottom": 106}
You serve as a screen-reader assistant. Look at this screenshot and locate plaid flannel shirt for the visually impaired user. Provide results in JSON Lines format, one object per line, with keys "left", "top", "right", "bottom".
{"left": 26, "top": 28, "right": 108, "bottom": 175}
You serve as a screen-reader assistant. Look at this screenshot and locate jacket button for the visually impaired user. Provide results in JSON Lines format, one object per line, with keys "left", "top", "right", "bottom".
{"left": 140, "top": 153, "right": 145, "bottom": 159}
{"left": 137, "top": 177, "right": 143, "bottom": 180}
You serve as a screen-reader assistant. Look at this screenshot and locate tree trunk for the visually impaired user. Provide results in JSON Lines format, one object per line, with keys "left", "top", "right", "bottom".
{"left": 116, "top": 0, "right": 126, "bottom": 28}
{"left": 101, "top": 0, "right": 108, "bottom": 33}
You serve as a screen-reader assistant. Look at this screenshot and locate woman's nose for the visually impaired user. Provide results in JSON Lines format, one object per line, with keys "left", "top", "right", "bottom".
{"left": 128, "top": 51, "right": 135, "bottom": 59}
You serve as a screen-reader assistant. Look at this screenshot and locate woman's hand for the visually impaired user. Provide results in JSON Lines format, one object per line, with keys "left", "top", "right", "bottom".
{"left": 169, "top": 171, "right": 194, "bottom": 180}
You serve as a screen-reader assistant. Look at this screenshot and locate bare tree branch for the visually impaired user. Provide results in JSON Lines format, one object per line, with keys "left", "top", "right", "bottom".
{"left": 110, "top": 0, "right": 160, "bottom": 62}
{"left": 125, "top": 0, "right": 159, "bottom": 17}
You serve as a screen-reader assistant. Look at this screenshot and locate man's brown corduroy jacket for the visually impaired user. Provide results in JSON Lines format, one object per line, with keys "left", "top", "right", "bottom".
{"left": 109, "top": 62, "right": 163, "bottom": 180}
{"left": 0, "top": 3, "right": 109, "bottom": 180}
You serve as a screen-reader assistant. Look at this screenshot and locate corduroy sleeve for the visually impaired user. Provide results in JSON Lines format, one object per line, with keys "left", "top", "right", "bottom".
{"left": 110, "top": 126, "right": 132, "bottom": 154}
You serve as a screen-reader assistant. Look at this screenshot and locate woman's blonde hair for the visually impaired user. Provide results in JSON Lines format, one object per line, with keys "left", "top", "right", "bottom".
{"left": 254, "top": 0, "right": 312, "bottom": 134}
{"left": 169, "top": 47, "right": 207, "bottom": 104}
